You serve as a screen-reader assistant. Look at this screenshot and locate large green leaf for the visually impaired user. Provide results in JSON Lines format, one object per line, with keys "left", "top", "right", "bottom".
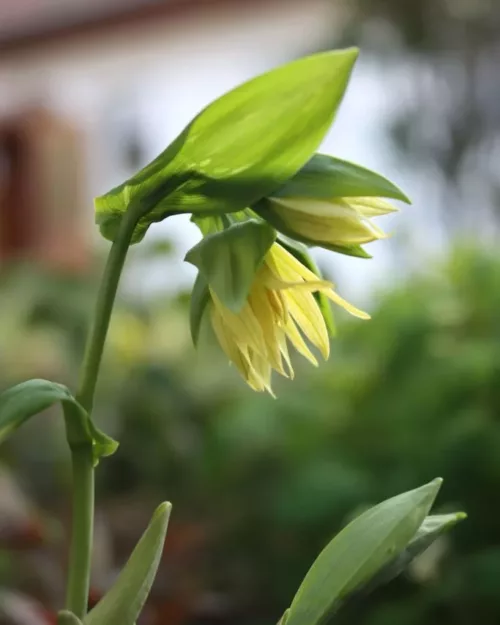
{"left": 0, "top": 379, "right": 117, "bottom": 464}
{"left": 95, "top": 49, "right": 359, "bottom": 243}
{"left": 186, "top": 220, "right": 276, "bottom": 313}
{"left": 286, "top": 478, "right": 442, "bottom": 625}
{"left": 84, "top": 502, "right": 171, "bottom": 625}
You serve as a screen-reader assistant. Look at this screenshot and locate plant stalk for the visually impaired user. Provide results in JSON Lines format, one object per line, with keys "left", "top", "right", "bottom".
{"left": 65, "top": 209, "right": 138, "bottom": 618}
{"left": 64, "top": 445, "right": 95, "bottom": 619}
{"left": 76, "top": 210, "right": 139, "bottom": 414}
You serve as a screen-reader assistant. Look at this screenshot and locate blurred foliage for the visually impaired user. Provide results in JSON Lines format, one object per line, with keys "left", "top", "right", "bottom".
{"left": 2, "top": 244, "right": 500, "bottom": 625}
{"left": 343, "top": 0, "right": 500, "bottom": 235}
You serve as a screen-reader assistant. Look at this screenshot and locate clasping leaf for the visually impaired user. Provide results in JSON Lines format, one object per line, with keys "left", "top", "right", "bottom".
{"left": 0, "top": 379, "right": 117, "bottom": 464}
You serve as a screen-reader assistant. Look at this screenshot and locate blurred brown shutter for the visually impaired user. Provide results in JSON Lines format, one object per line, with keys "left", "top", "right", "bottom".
{"left": 0, "top": 108, "right": 90, "bottom": 271}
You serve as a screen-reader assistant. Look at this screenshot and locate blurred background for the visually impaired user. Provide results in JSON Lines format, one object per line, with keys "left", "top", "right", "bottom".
{"left": 1, "top": 0, "right": 500, "bottom": 624}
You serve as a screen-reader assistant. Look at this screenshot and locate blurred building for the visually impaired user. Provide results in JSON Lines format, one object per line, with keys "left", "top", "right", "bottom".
{"left": 0, "top": 0, "right": 340, "bottom": 270}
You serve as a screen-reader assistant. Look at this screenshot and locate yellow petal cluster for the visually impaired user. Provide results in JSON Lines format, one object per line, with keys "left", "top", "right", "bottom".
{"left": 209, "top": 243, "right": 369, "bottom": 394}
{"left": 267, "top": 196, "right": 398, "bottom": 246}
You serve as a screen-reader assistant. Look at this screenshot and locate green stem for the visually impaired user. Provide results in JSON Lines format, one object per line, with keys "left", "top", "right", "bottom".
{"left": 76, "top": 210, "right": 138, "bottom": 414}
{"left": 65, "top": 446, "right": 95, "bottom": 619}
{"left": 65, "top": 210, "right": 138, "bottom": 618}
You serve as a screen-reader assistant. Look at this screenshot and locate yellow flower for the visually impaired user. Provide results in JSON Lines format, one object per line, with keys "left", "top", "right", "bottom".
{"left": 209, "top": 243, "right": 369, "bottom": 394}
{"left": 265, "top": 195, "right": 398, "bottom": 246}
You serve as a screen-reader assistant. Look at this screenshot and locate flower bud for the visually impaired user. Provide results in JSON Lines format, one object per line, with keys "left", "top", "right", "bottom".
{"left": 264, "top": 195, "right": 397, "bottom": 245}
{"left": 254, "top": 154, "right": 410, "bottom": 258}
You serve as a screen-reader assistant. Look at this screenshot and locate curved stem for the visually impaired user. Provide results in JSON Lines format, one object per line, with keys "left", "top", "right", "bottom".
{"left": 65, "top": 209, "right": 138, "bottom": 618}
{"left": 76, "top": 210, "right": 138, "bottom": 413}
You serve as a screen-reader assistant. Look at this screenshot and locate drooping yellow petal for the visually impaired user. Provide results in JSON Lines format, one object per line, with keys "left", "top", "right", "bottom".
{"left": 248, "top": 287, "right": 288, "bottom": 377}
{"left": 266, "top": 243, "right": 320, "bottom": 283}
{"left": 266, "top": 243, "right": 324, "bottom": 285}
{"left": 284, "top": 288, "right": 330, "bottom": 359}
{"left": 283, "top": 314, "right": 319, "bottom": 366}
{"left": 350, "top": 197, "right": 398, "bottom": 217}
{"left": 321, "top": 288, "right": 370, "bottom": 319}
{"left": 276, "top": 327, "right": 295, "bottom": 378}
{"left": 264, "top": 276, "right": 334, "bottom": 292}
{"left": 211, "top": 309, "right": 272, "bottom": 392}
{"left": 266, "top": 284, "right": 288, "bottom": 323}
{"left": 207, "top": 241, "right": 369, "bottom": 394}
{"left": 241, "top": 346, "right": 272, "bottom": 393}
{"left": 363, "top": 219, "right": 389, "bottom": 239}
{"left": 246, "top": 348, "right": 275, "bottom": 396}
{"left": 210, "top": 305, "right": 250, "bottom": 380}
{"left": 211, "top": 290, "right": 267, "bottom": 357}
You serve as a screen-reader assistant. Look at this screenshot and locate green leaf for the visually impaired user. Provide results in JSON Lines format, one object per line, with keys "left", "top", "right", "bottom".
{"left": 84, "top": 502, "right": 172, "bottom": 625}
{"left": 189, "top": 272, "right": 211, "bottom": 346}
{"left": 278, "top": 236, "right": 336, "bottom": 337}
{"left": 191, "top": 215, "right": 226, "bottom": 236}
{"left": 88, "top": 419, "right": 120, "bottom": 462}
{"left": 349, "top": 511, "right": 466, "bottom": 599}
{"left": 95, "top": 49, "right": 359, "bottom": 243}
{"left": 0, "top": 379, "right": 81, "bottom": 441}
{"left": 278, "top": 609, "right": 291, "bottom": 625}
{"left": 185, "top": 220, "right": 276, "bottom": 313}
{"left": 286, "top": 478, "right": 443, "bottom": 625}
{"left": 272, "top": 153, "right": 411, "bottom": 203}
{"left": 0, "top": 379, "right": 118, "bottom": 465}
{"left": 191, "top": 211, "right": 250, "bottom": 237}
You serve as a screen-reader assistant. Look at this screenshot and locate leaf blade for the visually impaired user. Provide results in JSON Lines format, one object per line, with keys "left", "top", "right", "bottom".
{"left": 343, "top": 511, "right": 467, "bottom": 605}
{"left": 286, "top": 479, "right": 442, "bottom": 625}
{"left": 0, "top": 379, "right": 118, "bottom": 464}
{"left": 96, "top": 49, "right": 359, "bottom": 242}
{"left": 186, "top": 220, "right": 277, "bottom": 313}
{"left": 0, "top": 379, "right": 83, "bottom": 442}
{"left": 272, "top": 153, "right": 411, "bottom": 203}
{"left": 84, "top": 502, "right": 172, "bottom": 625}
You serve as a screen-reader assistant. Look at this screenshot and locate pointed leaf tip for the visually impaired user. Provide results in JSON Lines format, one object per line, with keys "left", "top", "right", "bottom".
{"left": 346, "top": 509, "right": 466, "bottom": 603}
{"left": 84, "top": 502, "right": 172, "bottom": 625}
{"left": 286, "top": 478, "right": 443, "bottom": 625}
{"left": 96, "top": 48, "right": 359, "bottom": 242}
{"left": 154, "top": 501, "right": 172, "bottom": 520}
{"left": 270, "top": 153, "right": 411, "bottom": 205}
